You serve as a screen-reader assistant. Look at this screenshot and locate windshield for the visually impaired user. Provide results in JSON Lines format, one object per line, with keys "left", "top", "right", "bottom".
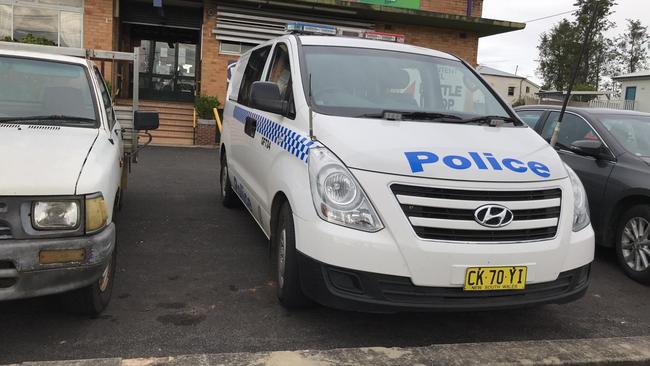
{"left": 303, "top": 46, "right": 509, "bottom": 120}
{"left": 599, "top": 114, "right": 650, "bottom": 157}
{"left": 0, "top": 56, "right": 97, "bottom": 126}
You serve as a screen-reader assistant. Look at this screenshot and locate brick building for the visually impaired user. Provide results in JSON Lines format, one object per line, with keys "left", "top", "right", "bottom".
{"left": 0, "top": 0, "right": 524, "bottom": 144}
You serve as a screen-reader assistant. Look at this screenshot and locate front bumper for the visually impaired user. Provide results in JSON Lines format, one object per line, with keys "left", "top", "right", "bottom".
{"left": 298, "top": 252, "right": 591, "bottom": 312}
{"left": 0, "top": 223, "right": 115, "bottom": 301}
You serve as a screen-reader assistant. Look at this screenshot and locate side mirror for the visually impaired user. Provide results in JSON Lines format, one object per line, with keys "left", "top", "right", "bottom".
{"left": 134, "top": 111, "right": 160, "bottom": 130}
{"left": 250, "top": 81, "right": 287, "bottom": 115}
{"left": 570, "top": 139, "right": 604, "bottom": 158}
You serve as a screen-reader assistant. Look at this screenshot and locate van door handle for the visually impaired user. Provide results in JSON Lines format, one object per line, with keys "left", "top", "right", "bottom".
{"left": 245, "top": 116, "right": 257, "bottom": 138}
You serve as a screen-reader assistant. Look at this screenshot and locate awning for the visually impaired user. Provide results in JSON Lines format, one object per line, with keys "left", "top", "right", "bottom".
{"left": 221, "top": 0, "right": 525, "bottom": 37}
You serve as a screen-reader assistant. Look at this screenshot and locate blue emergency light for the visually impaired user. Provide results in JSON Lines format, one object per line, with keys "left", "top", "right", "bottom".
{"left": 286, "top": 22, "right": 337, "bottom": 36}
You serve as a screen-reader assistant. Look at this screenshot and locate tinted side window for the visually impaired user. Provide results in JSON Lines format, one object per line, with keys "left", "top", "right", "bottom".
{"left": 516, "top": 110, "right": 544, "bottom": 129}
{"left": 542, "top": 112, "right": 599, "bottom": 149}
{"left": 93, "top": 67, "right": 116, "bottom": 129}
{"left": 238, "top": 46, "right": 271, "bottom": 107}
{"left": 267, "top": 43, "right": 292, "bottom": 100}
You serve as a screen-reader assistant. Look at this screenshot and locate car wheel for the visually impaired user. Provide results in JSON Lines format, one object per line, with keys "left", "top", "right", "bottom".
{"left": 274, "top": 201, "right": 311, "bottom": 308}
{"left": 220, "top": 151, "right": 238, "bottom": 208}
{"left": 61, "top": 244, "right": 116, "bottom": 316}
{"left": 615, "top": 205, "right": 650, "bottom": 284}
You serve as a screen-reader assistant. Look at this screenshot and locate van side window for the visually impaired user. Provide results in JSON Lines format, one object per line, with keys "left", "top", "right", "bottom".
{"left": 238, "top": 46, "right": 271, "bottom": 107}
{"left": 267, "top": 43, "right": 295, "bottom": 118}
{"left": 93, "top": 67, "right": 116, "bottom": 130}
{"left": 542, "top": 112, "right": 600, "bottom": 149}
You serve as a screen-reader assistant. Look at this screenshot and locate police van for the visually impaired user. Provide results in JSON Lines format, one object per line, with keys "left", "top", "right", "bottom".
{"left": 220, "top": 23, "right": 594, "bottom": 311}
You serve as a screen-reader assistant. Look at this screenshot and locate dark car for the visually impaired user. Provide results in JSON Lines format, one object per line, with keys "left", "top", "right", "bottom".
{"left": 515, "top": 105, "right": 650, "bottom": 284}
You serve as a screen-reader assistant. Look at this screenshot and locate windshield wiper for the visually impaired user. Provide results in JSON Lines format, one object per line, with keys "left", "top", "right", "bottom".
{"left": 357, "top": 110, "right": 463, "bottom": 122}
{"left": 0, "top": 115, "right": 95, "bottom": 123}
{"left": 458, "top": 115, "right": 520, "bottom": 126}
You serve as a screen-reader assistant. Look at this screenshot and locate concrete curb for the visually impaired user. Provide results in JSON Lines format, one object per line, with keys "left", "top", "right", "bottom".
{"left": 11, "top": 336, "right": 650, "bottom": 366}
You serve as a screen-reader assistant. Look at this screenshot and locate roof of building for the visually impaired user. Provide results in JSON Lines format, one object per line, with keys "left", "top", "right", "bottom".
{"left": 477, "top": 65, "right": 541, "bottom": 87}
{"left": 226, "top": 0, "right": 526, "bottom": 37}
{"left": 612, "top": 70, "right": 650, "bottom": 80}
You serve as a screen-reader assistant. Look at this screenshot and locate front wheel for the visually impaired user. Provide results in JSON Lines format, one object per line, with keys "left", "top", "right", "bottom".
{"left": 615, "top": 205, "right": 650, "bottom": 284}
{"left": 274, "top": 202, "right": 311, "bottom": 308}
{"left": 61, "top": 245, "right": 116, "bottom": 316}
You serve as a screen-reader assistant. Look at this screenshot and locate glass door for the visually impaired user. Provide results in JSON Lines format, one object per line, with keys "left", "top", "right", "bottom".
{"left": 138, "top": 40, "right": 197, "bottom": 102}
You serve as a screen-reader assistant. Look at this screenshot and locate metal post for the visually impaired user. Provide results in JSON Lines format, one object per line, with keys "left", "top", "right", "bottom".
{"left": 550, "top": 4, "right": 600, "bottom": 148}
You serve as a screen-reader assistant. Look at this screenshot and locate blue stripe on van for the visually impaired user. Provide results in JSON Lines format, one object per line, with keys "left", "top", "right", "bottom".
{"left": 233, "top": 105, "right": 314, "bottom": 163}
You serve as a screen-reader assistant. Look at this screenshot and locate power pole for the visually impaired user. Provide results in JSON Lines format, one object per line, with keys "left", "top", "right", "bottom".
{"left": 550, "top": 3, "right": 600, "bottom": 148}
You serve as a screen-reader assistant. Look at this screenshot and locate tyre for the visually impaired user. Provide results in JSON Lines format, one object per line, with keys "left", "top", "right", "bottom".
{"left": 220, "top": 151, "right": 238, "bottom": 208}
{"left": 274, "top": 201, "right": 311, "bottom": 308}
{"left": 615, "top": 204, "right": 650, "bottom": 284}
{"left": 61, "top": 244, "right": 116, "bottom": 316}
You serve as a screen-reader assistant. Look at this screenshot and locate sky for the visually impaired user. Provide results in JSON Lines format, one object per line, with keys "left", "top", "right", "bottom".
{"left": 478, "top": 0, "right": 650, "bottom": 86}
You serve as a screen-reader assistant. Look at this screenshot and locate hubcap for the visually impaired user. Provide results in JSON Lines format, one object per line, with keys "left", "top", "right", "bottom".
{"left": 621, "top": 217, "right": 650, "bottom": 272}
{"left": 277, "top": 228, "right": 287, "bottom": 289}
{"left": 221, "top": 165, "right": 228, "bottom": 197}
{"left": 98, "top": 258, "right": 112, "bottom": 293}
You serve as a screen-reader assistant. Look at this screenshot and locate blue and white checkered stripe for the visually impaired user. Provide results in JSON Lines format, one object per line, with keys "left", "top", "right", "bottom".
{"left": 234, "top": 105, "right": 315, "bottom": 163}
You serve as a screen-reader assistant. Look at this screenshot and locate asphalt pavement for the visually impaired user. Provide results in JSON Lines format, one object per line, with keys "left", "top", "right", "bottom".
{"left": 0, "top": 146, "right": 648, "bottom": 364}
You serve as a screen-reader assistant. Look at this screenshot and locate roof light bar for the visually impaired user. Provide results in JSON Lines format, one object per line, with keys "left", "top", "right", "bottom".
{"left": 286, "top": 22, "right": 337, "bottom": 36}
{"left": 364, "top": 31, "right": 406, "bottom": 43}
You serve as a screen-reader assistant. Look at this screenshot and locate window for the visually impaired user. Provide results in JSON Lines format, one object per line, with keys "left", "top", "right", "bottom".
{"left": 1, "top": 1, "right": 83, "bottom": 48}
{"left": 267, "top": 43, "right": 291, "bottom": 100}
{"left": 302, "top": 46, "right": 508, "bottom": 119}
{"left": 541, "top": 112, "right": 600, "bottom": 150}
{"left": 93, "top": 67, "right": 116, "bottom": 129}
{"left": 238, "top": 46, "right": 271, "bottom": 107}
{"left": 625, "top": 86, "right": 637, "bottom": 101}
{"left": 516, "top": 110, "right": 544, "bottom": 129}
{"left": 526, "top": 86, "right": 530, "bottom": 94}
{"left": 508, "top": 86, "right": 515, "bottom": 96}
{"left": 600, "top": 114, "right": 650, "bottom": 157}
{"left": 219, "top": 41, "right": 256, "bottom": 56}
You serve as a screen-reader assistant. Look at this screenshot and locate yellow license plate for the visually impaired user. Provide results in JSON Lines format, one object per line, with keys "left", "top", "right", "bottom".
{"left": 464, "top": 266, "right": 527, "bottom": 291}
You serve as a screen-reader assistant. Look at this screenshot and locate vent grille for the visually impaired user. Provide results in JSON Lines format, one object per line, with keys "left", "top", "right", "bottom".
{"left": 0, "top": 223, "right": 12, "bottom": 240}
{"left": 28, "top": 125, "right": 61, "bottom": 130}
{"left": 392, "top": 185, "right": 562, "bottom": 243}
{"left": 0, "top": 124, "right": 20, "bottom": 129}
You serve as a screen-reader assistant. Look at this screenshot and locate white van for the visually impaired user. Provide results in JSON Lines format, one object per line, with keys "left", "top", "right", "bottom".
{"left": 220, "top": 27, "right": 594, "bottom": 311}
{"left": 0, "top": 46, "right": 158, "bottom": 315}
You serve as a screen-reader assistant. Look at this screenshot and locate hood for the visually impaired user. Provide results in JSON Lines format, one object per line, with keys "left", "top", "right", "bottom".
{"left": 0, "top": 124, "right": 98, "bottom": 195}
{"left": 313, "top": 114, "right": 567, "bottom": 182}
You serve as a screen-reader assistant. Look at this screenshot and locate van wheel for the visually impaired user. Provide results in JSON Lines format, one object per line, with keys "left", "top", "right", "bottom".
{"left": 615, "top": 205, "right": 650, "bottom": 284}
{"left": 61, "top": 244, "right": 116, "bottom": 316}
{"left": 274, "top": 202, "right": 311, "bottom": 308}
{"left": 220, "top": 151, "right": 238, "bottom": 208}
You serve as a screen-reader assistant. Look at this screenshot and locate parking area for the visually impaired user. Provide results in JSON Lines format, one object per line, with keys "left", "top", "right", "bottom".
{"left": 0, "top": 146, "right": 648, "bottom": 364}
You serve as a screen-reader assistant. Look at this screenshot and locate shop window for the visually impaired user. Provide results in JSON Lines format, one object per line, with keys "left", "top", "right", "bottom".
{"left": 508, "top": 86, "right": 515, "bottom": 96}
{"left": 0, "top": 1, "right": 83, "bottom": 47}
{"left": 219, "top": 41, "right": 255, "bottom": 56}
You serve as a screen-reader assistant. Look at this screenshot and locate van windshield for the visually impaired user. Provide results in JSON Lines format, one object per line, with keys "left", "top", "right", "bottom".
{"left": 0, "top": 56, "right": 97, "bottom": 127}
{"left": 303, "top": 46, "right": 509, "bottom": 120}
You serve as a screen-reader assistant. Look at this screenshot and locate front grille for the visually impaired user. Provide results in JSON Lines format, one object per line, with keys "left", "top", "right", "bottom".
{"left": 0, "top": 222, "right": 12, "bottom": 240}
{"left": 392, "top": 184, "right": 562, "bottom": 243}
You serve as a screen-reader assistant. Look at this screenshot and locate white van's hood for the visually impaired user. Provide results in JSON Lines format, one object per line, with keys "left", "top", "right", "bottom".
{"left": 314, "top": 115, "right": 567, "bottom": 182}
{"left": 0, "top": 125, "right": 98, "bottom": 195}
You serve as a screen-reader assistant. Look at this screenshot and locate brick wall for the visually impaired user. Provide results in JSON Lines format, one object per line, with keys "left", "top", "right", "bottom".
{"left": 420, "top": 0, "right": 483, "bottom": 17}
{"left": 83, "top": 0, "right": 115, "bottom": 81}
{"left": 200, "top": 0, "right": 234, "bottom": 106}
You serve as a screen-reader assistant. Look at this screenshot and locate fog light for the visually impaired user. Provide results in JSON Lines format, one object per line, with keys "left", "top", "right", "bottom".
{"left": 39, "top": 249, "right": 86, "bottom": 264}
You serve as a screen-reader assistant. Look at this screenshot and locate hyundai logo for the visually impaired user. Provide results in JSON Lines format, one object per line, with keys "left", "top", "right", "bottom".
{"left": 474, "top": 204, "right": 514, "bottom": 228}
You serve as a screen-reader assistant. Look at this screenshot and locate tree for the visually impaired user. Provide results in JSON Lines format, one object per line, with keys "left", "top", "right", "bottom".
{"left": 537, "top": 0, "right": 617, "bottom": 90}
{"left": 614, "top": 19, "right": 650, "bottom": 74}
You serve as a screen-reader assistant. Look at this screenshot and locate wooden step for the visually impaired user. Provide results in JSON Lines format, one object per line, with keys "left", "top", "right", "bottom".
{"left": 137, "top": 100, "right": 196, "bottom": 145}
{"left": 148, "top": 136, "right": 194, "bottom": 146}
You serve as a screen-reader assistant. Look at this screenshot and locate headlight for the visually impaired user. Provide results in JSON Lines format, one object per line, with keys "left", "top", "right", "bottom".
{"left": 32, "top": 201, "right": 80, "bottom": 230}
{"left": 565, "top": 164, "right": 590, "bottom": 232}
{"left": 309, "top": 145, "right": 383, "bottom": 232}
{"left": 85, "top": 193, "right": 108, "bottom": 233}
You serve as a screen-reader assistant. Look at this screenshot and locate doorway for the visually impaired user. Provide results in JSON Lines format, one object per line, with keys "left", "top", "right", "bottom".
{"left": 138, "top": 40, "right": 197, "bottom": 102}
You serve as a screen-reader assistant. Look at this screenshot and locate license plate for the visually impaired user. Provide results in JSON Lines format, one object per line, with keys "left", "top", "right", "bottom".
{"left": 464, "top": 266, "right": 527, "bottom": 291}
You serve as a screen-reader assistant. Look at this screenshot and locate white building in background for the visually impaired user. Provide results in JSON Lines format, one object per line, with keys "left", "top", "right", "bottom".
{"left": 477, "top": 65, "right": 540, "bottom": 105}
{"left": 612, "top": 70, "right": 650, "bottom": 113}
